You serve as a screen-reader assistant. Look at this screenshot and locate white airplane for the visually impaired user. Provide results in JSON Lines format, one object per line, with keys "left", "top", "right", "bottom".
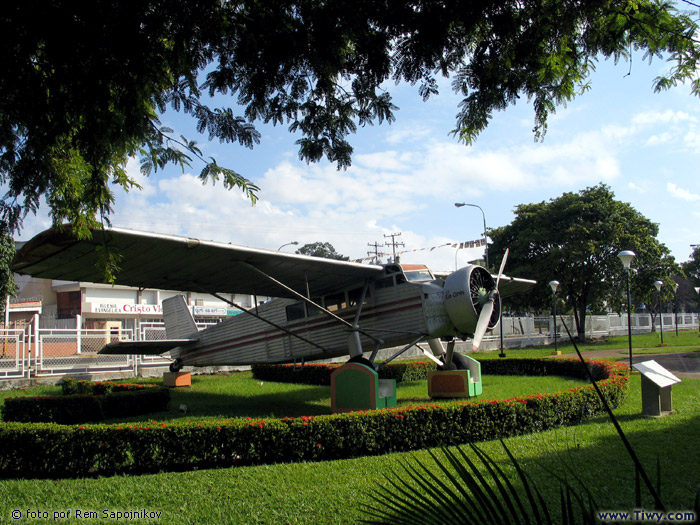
{"left": 12, "top": 225, "right": 535, "bottom": 372}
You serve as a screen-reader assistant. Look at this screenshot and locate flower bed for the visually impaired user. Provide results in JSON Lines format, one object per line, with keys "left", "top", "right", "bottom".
{"left": 0, "top": 359, "right": 628, "bottom": 478}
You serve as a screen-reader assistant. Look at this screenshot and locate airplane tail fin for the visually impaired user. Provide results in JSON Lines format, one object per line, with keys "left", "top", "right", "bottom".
{"left": 163, "top": 295, "right": 198, "bottom": 339}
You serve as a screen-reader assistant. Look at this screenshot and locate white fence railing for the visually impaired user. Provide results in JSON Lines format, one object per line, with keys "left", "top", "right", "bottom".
{"left": 478, "top": 312, "right": 699, "bottom": 350}
{"left": 1, "top": 313, "right": 698, "bottom": 381}
{"left": 0, "top": 330, "right": 26, "bottom": 379}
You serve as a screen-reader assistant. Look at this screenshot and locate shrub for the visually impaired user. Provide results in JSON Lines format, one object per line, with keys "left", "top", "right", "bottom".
{"left": 1, "top": 386, "right": 170, "bottom": 424}
{"left": 60, "top": 378, "right": 160, "bottom": 395}
{"left": 0, "top": 358, "right": 628, "bottom": 478}
{"left": 252, "top": 360, "right": 439, "bottom": 385}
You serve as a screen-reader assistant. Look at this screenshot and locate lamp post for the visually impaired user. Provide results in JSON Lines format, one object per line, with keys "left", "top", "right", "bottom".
{"left": 618, "top": 250, "right": 635, "bottom": 369}
{"left": 672, "top": 282, "right": 679, "bottom": 336}
{"left": 654, "top": 280, "right": 664, "bottom": 345}
{"left": 549, "top": 280, "right": 560, "bottom": 354}
{"left": 278, "top": 241, "right": 299, "bottom": 251}
{"left": 454, "top": 202, "right": 489, "bottom": 270}
{"left": 696, "top": 287, "right": 700, "bottom": 335}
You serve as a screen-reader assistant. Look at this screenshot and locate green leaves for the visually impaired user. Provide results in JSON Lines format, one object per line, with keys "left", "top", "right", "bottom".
{"left": 361, "top": 441, "right": 597, "bottom": 525}
{"left": 2, "top": 0, "right": 699, "bottom": 239}
{"left": 489, "top": 184, "right": 679, "bottom": 338}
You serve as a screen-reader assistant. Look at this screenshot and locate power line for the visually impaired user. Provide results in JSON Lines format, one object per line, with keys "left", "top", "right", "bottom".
{"left": 367, "top": 242, "right": 385, "bottom": 265}
{"left": 384, "top": 232, "right": 404, "bottom": 263}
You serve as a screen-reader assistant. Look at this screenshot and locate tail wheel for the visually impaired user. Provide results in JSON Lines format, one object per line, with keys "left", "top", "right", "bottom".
{"left": 169, "top": 359, "right": 183, "bottom": 373}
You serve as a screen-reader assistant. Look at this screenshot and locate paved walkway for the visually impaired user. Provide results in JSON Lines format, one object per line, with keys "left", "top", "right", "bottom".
{"left": 553, "top": 348, "right": 700, "bottom": 379}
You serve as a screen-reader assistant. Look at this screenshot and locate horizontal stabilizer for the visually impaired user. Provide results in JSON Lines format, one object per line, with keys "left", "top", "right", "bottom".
{"left": 98, "top": 339, "right": 197, "bottom": 355}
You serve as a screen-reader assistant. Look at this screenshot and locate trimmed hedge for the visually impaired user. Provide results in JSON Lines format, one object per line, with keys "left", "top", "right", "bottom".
{"left": 252, "top": 357, "right": 614, "bottom": 385}
{"left": 252, "top": 359, "right": 437, "bottom": 385}
{"left": 60, "top": 378, "right": 162, "bottom": 396}
{"left": 1, "top": 381, "right": 170, "bottom": 424}
{"left": 0, "top": 359, "right": 628, "bottom": 478}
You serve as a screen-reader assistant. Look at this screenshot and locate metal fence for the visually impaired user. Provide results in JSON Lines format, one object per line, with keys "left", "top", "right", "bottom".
{"left": 478, "top": 312, "right": 699, "bottom": 350}
{"left": 1, "top": 312, "right": 698, "bottom": 381}
{"left": 0, "top": 330, "right": 26, "bottom": 379}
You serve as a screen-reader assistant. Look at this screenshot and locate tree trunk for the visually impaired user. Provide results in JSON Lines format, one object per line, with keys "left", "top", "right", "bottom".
{"left": 572, "top": 296, "right": 588, "bottom": 341}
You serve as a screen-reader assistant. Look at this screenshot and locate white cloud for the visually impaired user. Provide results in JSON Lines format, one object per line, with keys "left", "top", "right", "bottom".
{"left": 631, "top": 110, "right": 697, "bottom": 126}
{"left": 628, "top": 181, "right": 652, "bottom": 194}
{"left": 384, "top": 126, "right": 432, "bottom": 145}
{"left": 667, "top": 182, "right": 700, "bottom": 202}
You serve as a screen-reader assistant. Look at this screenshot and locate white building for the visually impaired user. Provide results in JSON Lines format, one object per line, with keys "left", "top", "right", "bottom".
{"left": 8, "top": 274, "right": 265, "bottom": 335}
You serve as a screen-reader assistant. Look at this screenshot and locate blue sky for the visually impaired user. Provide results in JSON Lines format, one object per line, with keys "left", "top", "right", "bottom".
{"left": 18, "top": 54, "right": 700, "bottom": 273}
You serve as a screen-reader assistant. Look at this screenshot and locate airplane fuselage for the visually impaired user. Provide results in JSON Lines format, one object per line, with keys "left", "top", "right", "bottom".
{"left": 172, "top": 264, "right": 450, "bottom": 366}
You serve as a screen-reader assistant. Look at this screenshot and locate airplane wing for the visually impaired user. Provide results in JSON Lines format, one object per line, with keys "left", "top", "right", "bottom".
{"left": 98, "top": 339, "right": 196, "bottom": 355}
{"left": 497, "top": 275, "right": 537, "bottom": 298}
{"left": 12, "top": 225, "right": 384, "bottom": 299}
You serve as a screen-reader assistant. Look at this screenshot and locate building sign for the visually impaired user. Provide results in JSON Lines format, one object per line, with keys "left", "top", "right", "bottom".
{"left": 88, "top": 303, "right": 163, "bottom": 315}
{"left": 194, "top": 306, "right": 228, "bottom": 317}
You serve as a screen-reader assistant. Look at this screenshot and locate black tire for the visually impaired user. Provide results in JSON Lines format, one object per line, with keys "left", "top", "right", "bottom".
{"left": 169, "top": 360, "right": 183, "bottom": 373}
{"left": 439, "top": 352, "right": 469, "bottom": 371}
{"left": 451, "top": 352, "right": 470, "bottom": 370}
{"left": 347, "top": 355, "right": 375, "bottom": 369}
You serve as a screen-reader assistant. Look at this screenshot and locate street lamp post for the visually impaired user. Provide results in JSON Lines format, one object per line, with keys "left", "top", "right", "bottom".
{"left": 654, "top": 280, "right": 664, "bottom": 345}
{"left": 278, "top": 241, "right": 299, "bottom": 251}
{"left": 549, "top": 280, "right": 560, "bottom": 354}
{"left": 618, "top": 250, "right": 636, "bottom": 369}
{"left": 672, "top": 282, "right": 679, "bottom": 336}
{"left": 696, "top": 287, "right": 700, "bottom": 335}
{"left": 454, "top": 202, "right": 489, "bottom": 270}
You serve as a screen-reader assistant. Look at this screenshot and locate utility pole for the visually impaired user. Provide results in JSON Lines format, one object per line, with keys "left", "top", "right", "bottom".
{"left": 367, "top": 242, "right": 385, "bottom": 265}
{"left": 384, "top": 232, "right": 404, "bottom": 263}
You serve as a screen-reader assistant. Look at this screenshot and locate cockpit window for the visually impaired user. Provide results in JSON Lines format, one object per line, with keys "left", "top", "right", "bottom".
{"left": 404, "top": 269, "right": 434, "bottom": 282}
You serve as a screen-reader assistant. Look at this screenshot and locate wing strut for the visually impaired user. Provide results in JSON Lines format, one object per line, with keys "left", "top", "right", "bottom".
{"left": 207, "top": 292, "right": 332, "bottom": 356}
{"left": 376, "top": 335, "right": 427, "bottom": 369}
{"left": 242, "top": 263, "right": 383, "bottom": 346}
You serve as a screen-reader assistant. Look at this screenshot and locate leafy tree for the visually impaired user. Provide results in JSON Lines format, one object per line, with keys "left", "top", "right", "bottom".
{"left": 489, "top": 184, "right": 679, "bottom": 340}
{"left": 682, "top": 246, "right": 700, "bottom": 286}
{"left": 296, "top": 242, "right": 349, "bottom": 261}
{"left": 0, "top": 234, "right": 18, "bottom": 313}
{"left": 2, "top": 0, "right": 700, "bottom": 237}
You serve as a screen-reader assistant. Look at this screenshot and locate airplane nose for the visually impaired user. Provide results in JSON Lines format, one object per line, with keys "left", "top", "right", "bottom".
{"left": 443, "top": 265, "right": 499, "bottom": 338}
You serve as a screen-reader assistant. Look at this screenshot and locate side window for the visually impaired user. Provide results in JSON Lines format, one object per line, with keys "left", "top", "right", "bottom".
{"left": 285, "top": 302, "right": 305, "bottom": 322}
{"left": 348, "top": 287, "right": 370, "bottom": 307}
{"left": 324, "top": 292, "right": 347, "bottom": 312}
{"left": 306, "top": 298, "right": 323, "bottom": 317}
{"left": 375, "top": 276, "right": 394, "bottom": 290}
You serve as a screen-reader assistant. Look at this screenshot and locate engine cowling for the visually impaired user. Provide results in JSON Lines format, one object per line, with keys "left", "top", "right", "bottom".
{"left": 443, "top": 265, "right": 501, "bottom": 338}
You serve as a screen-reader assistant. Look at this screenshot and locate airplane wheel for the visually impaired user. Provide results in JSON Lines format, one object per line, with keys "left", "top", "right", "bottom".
{"left": 348, "top": 355, "right": 375, "bottom": 369}
{"left": 438, "top": 353, "right": 469, "bottom": 371}
{"left": 451, "top": 353, "right": 470, "bottom": 370}
{"left": 169, "top": 360, "right": 183, "bottom": 373}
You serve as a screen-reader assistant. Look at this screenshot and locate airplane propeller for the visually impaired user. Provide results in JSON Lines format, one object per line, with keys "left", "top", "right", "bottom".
{"left": 471, "top": 248, "right": 509, "bottom": 351}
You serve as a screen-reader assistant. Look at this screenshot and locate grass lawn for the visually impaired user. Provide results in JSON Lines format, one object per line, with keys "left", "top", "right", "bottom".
{"left": 471, "top": 329, "right": 700, "bottom": 360}
{"left": 1, "top": 335, "right": 699, "bottom": 523}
